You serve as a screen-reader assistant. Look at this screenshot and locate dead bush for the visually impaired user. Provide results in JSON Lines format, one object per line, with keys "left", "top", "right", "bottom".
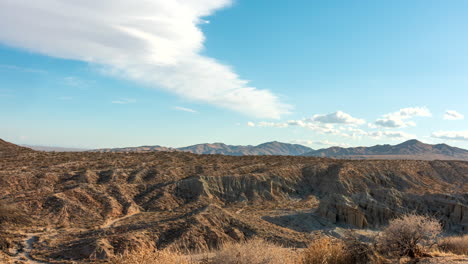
{"left": 208, "top": 238, "right": 296, "bottom": 264}
{"left": 343, "top": 233, "right": 384, "bottom": 264}
{"left": 298, "top": 236, "right": 352, "bottom": 264}
{"left": 111, "top": 243, "right": 191, "bottom": 264}
{"left": 438, "top": 234, "right": 468, "bottom": 255}
{"left": 377, "top": 214, "right": 442, "bottom": 259}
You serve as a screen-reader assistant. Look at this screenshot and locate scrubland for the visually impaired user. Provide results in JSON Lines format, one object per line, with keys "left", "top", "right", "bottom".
{"left": 0, "top": 140, "right": 467, "bottom": 263}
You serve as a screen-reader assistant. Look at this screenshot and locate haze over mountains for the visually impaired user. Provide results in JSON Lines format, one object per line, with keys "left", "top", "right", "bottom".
{"left": 15, "top": 139, "right": 468, "bottom": 161}
{"left": 179, "top": 141, "right": 313, "bottom": 156}
{"left": 89, "top": 139, "right": 468, "bottom": 161}
{"left": 94, "top": 141, "right": 313, "bottom": 156}
{"left": 304, "top": 139, "right": 468, "bottom": 161}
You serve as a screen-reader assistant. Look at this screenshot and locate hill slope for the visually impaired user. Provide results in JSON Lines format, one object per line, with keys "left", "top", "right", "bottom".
{"left": 0, "top": 139, "right": 33, "bottom": 157}
{"left": 304, "top": 139, "right": 468, "bottom": 160}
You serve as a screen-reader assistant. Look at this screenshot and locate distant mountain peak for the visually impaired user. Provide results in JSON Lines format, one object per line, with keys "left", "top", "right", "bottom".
{"left": 396, "top": 139, "right": 424, "bottom": 146}
{"left": 304, "top": 139, "right": 468, "bottom": 161}
{"left": 178, "top": 141, "right": 313, "bottom": 156}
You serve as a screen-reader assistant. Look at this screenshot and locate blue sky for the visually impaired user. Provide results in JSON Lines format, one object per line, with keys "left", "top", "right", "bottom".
{"left": 0, "top": 0, "right": 467, "bottom": 149}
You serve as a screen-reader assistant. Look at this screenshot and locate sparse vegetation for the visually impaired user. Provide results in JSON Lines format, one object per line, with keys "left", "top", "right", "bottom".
{"left": 438, "top": 234, "right": 468, "bottom": 256}
{"left": 111, "top": 244, "right": 191, "bottom": 264}
{"left": 0, "top": 201, "right": 29, "bottom": 227}
{"left": 208, "top": 238, "right": 296, "bottom": 264}
{"left": 296, "top": 235, "right": 389, "bottom": 264}
{"left": 298, "top": 237, "right": 352, "bottom": 264}
{"left": 377, "top": 214, "right": 442, "bottom": 259}
{"left": 110, "top": 232, "right": 466, "bottom": 264}
{"left": 342, "top": 233, "right": 386, "bottom": 264}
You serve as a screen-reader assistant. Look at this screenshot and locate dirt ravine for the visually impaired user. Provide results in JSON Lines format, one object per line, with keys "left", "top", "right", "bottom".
{"left": 10, "top": 233, "right": 47, "bottom": 264}
{"left": 101, "top": 211, "right": 139, "bottom": 229}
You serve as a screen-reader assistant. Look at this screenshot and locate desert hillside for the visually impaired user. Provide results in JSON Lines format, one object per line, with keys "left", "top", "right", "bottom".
{"left": 0, "top": 139, "right": 467, "bottom": 263}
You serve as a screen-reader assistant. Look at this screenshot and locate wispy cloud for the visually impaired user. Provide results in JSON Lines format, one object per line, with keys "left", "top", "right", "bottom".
{"left": 367, "top": 130, "right": 416, "bottom": 140}
{"left": 432, "top": 131, "right": 468, "bottom": 141}
{"left": 0, "top": 88, "right": 13, "bottom": 98}
{"left": 174, "top": 106, "right": 197, "bottom": 113}
{"left": 374, "top": 107, "right": 431, "bottom": 128}
{"left": 111, "top": 98, "right": 136, "bottom": 104}
{"left": 0, "top": 1, "right": 289, "bottom": 118}
{"left": 290, "top": 139, "right": 350, "bottom": 147}
{"left": 0, "top": 64, "right": 46, "bottom": 74}
{"left": 444, "top": 110, "right": 464, "bottom": 120}
{"left": 62, "top": 76, "right": 93, "bottom": 88}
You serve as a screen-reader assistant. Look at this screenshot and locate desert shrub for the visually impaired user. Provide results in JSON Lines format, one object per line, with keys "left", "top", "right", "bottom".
{"left": 438, "top": 234, "right": 468, "bottom": 255}
{"left": 342, "top": 231, "right": 387, "bottom": 264}
{"left": 377, "top": 214, "right": 442, "bottom": 259}
{"left": 111, "top": 244, "right": 191, "bottom": 264}
{"left": 208, "top": 238, "right": 296, "bottom": 264}
{"left": 298, "top": 236, "right": 352, "bottom": 264}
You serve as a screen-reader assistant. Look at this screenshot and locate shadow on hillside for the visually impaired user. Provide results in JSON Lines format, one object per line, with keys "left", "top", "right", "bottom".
{"left": 262, "top": 211, "right": 332, "bottom": 232}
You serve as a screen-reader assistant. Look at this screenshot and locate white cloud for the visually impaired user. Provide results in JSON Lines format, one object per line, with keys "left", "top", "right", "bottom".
{"left": 0, "top": 0, "right": 289, "bottom": 119}
{"left": 0, "top": 64, "right": 47, "bottom": 74}
{"left": 432, "top": 131, "right": 468, "bottom": 141}
{"left": 444, "top": 110, "right": 464, "bottom": 120}
{"left": 257, "top": 121, "right": 289, "bottom": 128}
{"left": 311, "top": 111, "right": 365, "bottom": 125}
{"left": 315, "top": 140, "right": 350, "bottom": 147}
{"left": 290, "top": 139, "right": 314, "bottom": 145}
{"left": 250, "top": 111, "right": 365, "bottom": 137}
{"left": 290, "top": 139, "right": 350, "bottom": 148}
{"left": 368, "top": 131, "right": 416, "bottom": 140}
{"left": 374, "top": 107, "right": 431, "bottom": 128}
{"left": 396, "top": 107, "right": 432, "bottom": 118}
{"left": 375, "top": 119, "right": 415, "bottom": 128}
{"left": 247, "top": 122, "right": 255, "bottom": 127}
{"left": 112, "top": 98, "right": 136, "bottom": 104}
{"left": 174, "top": 106, "right": 197, "bottom": 113}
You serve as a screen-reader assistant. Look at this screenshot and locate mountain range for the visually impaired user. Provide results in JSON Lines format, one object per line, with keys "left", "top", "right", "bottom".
{"left": 9, "top": 139, "right": 468, "bottom": 161}
{"left": 178, "top": 141, "right": 313, "bottom": 156}
{"left": 92, "top": 139, "right": 468, "bottom": 161}
{"left": 304, "top": 139, "right": 468, "bottom": 160}
{"left": 93, "top": 141, "right": 313, "bottom": 156}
